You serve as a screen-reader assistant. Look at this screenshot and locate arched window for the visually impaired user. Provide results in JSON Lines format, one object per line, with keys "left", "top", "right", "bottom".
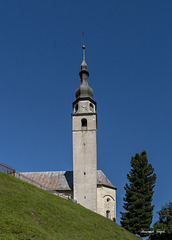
{"left": 74, "top": 104, "right": 78, "bottom": 113}
{"left": 81, "top": 118, "right": 87, "bottom": 130}
{"left": 106, "top": 210, "right": 110, "bottom": 219}
{"left": 90, "top": 103, "right": 94, "bottom": 112}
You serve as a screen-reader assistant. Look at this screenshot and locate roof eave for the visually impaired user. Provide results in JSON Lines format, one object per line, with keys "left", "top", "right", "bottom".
{"left": 97, "top": 184, "right": 117, "bottom": 190}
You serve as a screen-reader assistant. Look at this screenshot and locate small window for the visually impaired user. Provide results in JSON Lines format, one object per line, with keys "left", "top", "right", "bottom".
{"left": 106, "top": 210, "right": 110, "bottom": 219}
{"left": 81, "top": 118, "right": 87, "bottom": 130}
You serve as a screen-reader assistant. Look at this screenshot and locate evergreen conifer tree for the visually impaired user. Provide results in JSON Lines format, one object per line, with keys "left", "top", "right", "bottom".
{"left": 150, "top": 202, "right": 172, "bottom": 240}
{"left": 120, "top": 150, "right": 156, "bottom": 237}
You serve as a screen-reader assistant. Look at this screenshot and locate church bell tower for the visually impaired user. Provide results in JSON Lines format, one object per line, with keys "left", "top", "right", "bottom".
{"left": 72, "top": 45, "right": 97, "bottom": 212}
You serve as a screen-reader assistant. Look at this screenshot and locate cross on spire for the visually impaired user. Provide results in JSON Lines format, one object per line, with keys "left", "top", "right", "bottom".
{"left": 82, "top": 32, "right": 85, "bottom": 61}
{"left": 82, "top": 32, "right": 85, "bottom": 45}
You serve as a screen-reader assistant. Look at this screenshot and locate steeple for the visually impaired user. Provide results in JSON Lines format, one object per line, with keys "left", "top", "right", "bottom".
{"left": 75, "top": 45, "right": 94, "bottom": 100}
{"left": 72, "top": 42, "right": 98, "bottom": 213}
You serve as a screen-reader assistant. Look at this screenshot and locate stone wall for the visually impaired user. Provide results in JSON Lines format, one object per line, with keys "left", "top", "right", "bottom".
{"left": 97, "top": 185, "right": 116, "bottom": 221}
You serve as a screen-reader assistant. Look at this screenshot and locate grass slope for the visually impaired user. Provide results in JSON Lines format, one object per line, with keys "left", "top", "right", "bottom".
{"left": 0, "top": 172, "right": 141, "bottom": 240}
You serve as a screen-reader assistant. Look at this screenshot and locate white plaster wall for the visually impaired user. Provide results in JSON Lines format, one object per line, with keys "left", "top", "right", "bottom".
{"left": 72, "top": 111, "right": 97, "bottom": 212}
{"left": 72, "top": 114, "right": 97, "bottom": 131}
{"left": 74, "top": 100, "right": 95, "bottom": 114}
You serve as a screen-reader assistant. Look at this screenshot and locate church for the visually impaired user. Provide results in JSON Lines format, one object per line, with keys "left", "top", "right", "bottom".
{"left": 17, "top": 45, "right": 117, "bottom": 221}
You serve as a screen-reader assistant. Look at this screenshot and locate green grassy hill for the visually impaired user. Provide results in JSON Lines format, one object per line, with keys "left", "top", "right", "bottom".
{"left": 0, "top": 172, "right": 141, "bottom": 240}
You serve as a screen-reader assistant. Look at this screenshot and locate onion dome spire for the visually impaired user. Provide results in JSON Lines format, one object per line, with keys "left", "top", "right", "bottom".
{"left": 75, "top": 44, "right": 94, "bottom": 100}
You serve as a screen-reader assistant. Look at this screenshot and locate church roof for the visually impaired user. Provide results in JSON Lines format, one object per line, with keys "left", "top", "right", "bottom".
{"left": 97, "top": 170, "right": 116, "bottom": 189}
{"left": 19, "top": 170, "right": 116, "bottom": 191}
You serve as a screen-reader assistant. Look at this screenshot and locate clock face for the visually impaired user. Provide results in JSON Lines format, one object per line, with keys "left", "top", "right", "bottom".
{"left": 82, "top": 106, "right": 87, "bottom": 110}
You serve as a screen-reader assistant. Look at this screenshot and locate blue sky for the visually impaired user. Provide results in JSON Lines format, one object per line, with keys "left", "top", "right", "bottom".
{"left": 0, "top": 0, "right": 172, "bottom": 226}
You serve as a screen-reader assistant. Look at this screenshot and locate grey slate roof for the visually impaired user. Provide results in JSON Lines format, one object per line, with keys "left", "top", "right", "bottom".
{"left": 97, "top": 170, "right": 116, "bottom": 189}
{"left": 19, "top": 170, "right": 116, "bottom": 191}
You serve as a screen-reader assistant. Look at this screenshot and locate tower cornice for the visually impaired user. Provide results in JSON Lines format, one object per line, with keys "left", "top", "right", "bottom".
{"left": 72, "top": 97, "right": 97, "bottom": 110}
{"left": 71, "top": 112, "right": 97, "bottom": 117}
